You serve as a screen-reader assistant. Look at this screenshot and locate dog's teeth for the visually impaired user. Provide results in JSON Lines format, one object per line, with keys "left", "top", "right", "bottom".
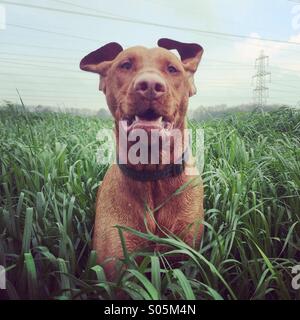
{"left": 135, "top": 115, "right": 140, "bottom": 121}
{"left": 158, "top": 116, "right": 163, "bottom": 122}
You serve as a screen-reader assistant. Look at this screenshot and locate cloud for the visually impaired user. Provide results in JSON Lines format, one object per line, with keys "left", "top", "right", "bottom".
{"left": 233, "top": 32, "right": 300, "bottom": 73}
{"left": 234, "top": 33, "right": 286, "bottom": 62}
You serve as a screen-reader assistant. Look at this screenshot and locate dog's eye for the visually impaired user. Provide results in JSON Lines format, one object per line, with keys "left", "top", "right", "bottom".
{"left": 167, "top": 65, "right": 178, "bottom": 74}
{"left": 120, "top": 61, "right": 132, "bottom": 70}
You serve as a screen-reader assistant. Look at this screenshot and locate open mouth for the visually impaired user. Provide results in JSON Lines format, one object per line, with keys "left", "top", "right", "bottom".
{"left": 120, "top": 109, "right": 173, "bottom": 133}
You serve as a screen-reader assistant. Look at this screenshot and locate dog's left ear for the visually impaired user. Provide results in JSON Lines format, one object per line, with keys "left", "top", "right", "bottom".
{"left": 158, "top": 38, "right": 203, "bottom": 96}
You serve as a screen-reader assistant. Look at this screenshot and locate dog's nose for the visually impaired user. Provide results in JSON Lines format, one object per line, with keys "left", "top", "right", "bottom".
{"left": 134, "top": 73, "right": 166, "bottom": 100}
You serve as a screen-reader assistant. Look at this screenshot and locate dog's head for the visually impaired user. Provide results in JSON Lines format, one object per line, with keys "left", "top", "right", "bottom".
{"left": 80, "top": 39, "right": 203, "bottom": 134}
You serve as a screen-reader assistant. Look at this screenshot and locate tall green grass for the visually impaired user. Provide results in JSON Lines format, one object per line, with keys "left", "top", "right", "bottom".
{"left": 0, "top": 104, "right": 299, "bottom": 300}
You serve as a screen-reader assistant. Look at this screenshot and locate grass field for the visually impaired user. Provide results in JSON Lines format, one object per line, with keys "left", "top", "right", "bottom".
{"left": 0, "top": 103, "right": 299, "bottom": 300}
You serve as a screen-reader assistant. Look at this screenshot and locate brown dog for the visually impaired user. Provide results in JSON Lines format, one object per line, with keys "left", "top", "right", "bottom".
{"left": 80, "top": 38, "right": 204, "bottom": 279}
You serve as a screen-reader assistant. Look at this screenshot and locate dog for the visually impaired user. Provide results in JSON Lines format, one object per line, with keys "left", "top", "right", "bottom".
{"left": 80, "top": 38, "right": 204, "bottom": 279}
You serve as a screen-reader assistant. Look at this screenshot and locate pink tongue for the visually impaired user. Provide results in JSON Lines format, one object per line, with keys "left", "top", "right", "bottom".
{"left": 132, "top": 118, "right": 163, "bottom": 130}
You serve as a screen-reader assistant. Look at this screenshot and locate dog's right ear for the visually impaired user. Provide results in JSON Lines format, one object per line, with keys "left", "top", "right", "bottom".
{"left": 158, "top": 38, "right": 203, "bottom": 97}
{"left": 80, "top": 42, "right": 123, "bottom": 92}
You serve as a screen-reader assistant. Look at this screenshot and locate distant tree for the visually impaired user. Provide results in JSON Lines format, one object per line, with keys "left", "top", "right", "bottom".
{"left": 190, "top": 103, "right": 293, "bottom": 120}
{"left": 35, "top": 105, "right": 52, "bottom": 113}
{"left": 97, "top": 108, "right": 111, "bottom": 119}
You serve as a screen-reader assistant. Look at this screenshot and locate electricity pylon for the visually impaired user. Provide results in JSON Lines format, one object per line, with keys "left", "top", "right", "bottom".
{"left": 252, "top": 50, "right": 271, "bottom": 108}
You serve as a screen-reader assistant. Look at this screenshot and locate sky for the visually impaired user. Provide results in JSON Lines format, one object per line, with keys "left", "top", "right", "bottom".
{"left": 0, "top": 0, "right": 300, "bottom": 111}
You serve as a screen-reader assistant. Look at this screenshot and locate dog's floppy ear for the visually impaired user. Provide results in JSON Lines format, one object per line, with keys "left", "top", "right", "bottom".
{"left": 80, "top": 42, "right": 123, "bottom": 92}
{"left": 158, "top": 38, "right": 203, "bottom": 96}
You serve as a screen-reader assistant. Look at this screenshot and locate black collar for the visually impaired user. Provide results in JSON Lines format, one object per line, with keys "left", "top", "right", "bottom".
{"left": 117, "top": 150, "right": 188, "bottom": 182}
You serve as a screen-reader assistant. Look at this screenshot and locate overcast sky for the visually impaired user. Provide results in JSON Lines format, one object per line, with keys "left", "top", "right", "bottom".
{"left": 0, "top": 0, "right": 300, "bottom": 111}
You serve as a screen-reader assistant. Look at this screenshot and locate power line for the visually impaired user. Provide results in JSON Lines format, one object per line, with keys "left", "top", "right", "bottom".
{"left": 3, "top": 69, "right": 297, "bottom": 87}
{"left": 0, "top": 51, "right": 79, "bottom": 61}
{"left": 0, "top": 80, "right": 93, "bottom": 86}
{"left": 2, "top": 71, "right": 295, "bottom": 85}
{"left": 1, "top": 1, "right": 300, "bottom": 46}
{"left": 0, "top": 87, "right": 98, "bottom": 93}
{"left": 8, "top": 23, "right": 99, "bottom": 43}
{"left": 1, "top": 94, "right": 101, "bottom": 99}
{"left": 0, "top": 94, "right": 252, "bottom": 99}
{"left": 6, "top": 54, "right": 298, "bottom": 76}
{"left": 2, "top": 80, "right": 296, "bottom": 94}
{"left": 271, "top": 82, "right": 300, "bottom": 90}
{"left": 0, "top": 53, "right": 255, "bottom": 68}
{"left": 0, "top": 42, "right": 87, "bottom": 52}
{"left": 0, "top": 57, "right": 77, "bottom": 65}
{"left": 1, "top": 46, "right": 299, "bottom": 69}
{"left": 0, "top": 72, "right": 254, "bottom": 83}
{"left": 50, "top": 0, "right": 129, "bottom": 19}
{"left": 270, "top": 65, "right": 300, "bottom": 73}
{"left": 1, "top": 81, "right": 298, "bottom": 94}
{"left": 0, "top": 72, "right": 93, "bottom": 80}
{"left": 0, "top": 49, "right": 247, "bottom": 65}
{"left": 0, "top": 60, "right": 79, "bottom": 73}
{"left": 0, "top": 45, "right": 250, "bottom": 66}
{"left": 1, "top": 56, "right": 291, "bottom": 74}
{"left": 0, "top": 89, "right": 253, "bottom": 98}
